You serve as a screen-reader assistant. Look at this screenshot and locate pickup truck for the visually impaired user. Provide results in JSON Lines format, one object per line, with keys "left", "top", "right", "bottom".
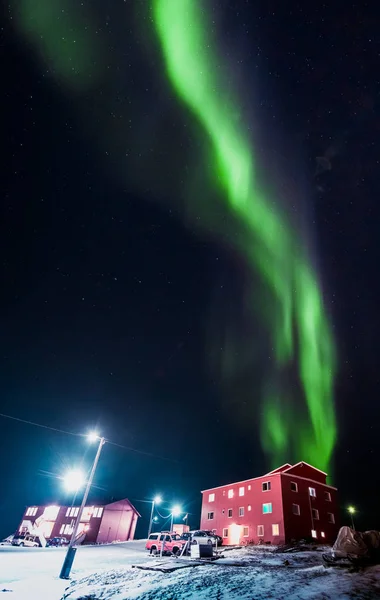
{"left": 146, "top": 532, "right": 187, "bottom": 556}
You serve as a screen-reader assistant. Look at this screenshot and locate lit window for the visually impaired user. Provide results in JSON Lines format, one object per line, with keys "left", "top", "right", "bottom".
{"left": 262, "top": 503, "right": 272, "bottom": 514}
{"left": 26, "top": 507, "right": 38, "bottom": 517}
{"left": 321, "top": 532, "right": 325, "bottom": 538}
{"left": 309, "top": 487, "right": 316, "bottom": 498}
{"left": 311, "top": 530, "right": 317, "bottom": 538}
{"left": 44, "top": 505, "right": 60, "bottom": 521}
{"left": 292, "top": 504, "right": 300, "bottom": 516}
{"left": 239, "top": 487, "right": 245, "bottom": 497}
{"left": 324, "top": 491, "right": 331, "bottom": 502}
{"left": 243, "top": 527, "right": 249, "bottom": 537}
{"left": 93, "top": 507, "right": 103, "bottom": 518}
{"left": 290, "top": 482, "right": 298, "bottom": 492}
{"left": 223, "top": 490, "right": 226, "bottom": 496}
{"left": 262, "top": 481, "right": 271, "bottom": 492}
{"left": 223, "top": 528, "right": 228, "bottom": 538}
{"left": 328, "top": 513, "right": 335, "bottom": 524}
{"left": 209, "top": 493, "right": 215, "bottom": 502}
{"left": 228, "top": 489, "right": 234, "bottom": 499}
{"left": 248, "top": 505, "right": 252, "bottom": 511}
{"left": 60, "top": 525, "right": 65, "bottom": 535}
{"left": 272, "top": 524, "right": 279, "bottom": 536}
{"left": 248, "top": 485, "right": 251, "bottom": 491}
{"left": 65, "top": 508, "right": 71, "bottom": 517}
{"left": 228, "top": 509, "right": 233, "bottom": 518}
{"left": 207, "top": 512, "right": 214, "bottom": 520}
{"left": 312, "top": 509, "right": 319, "bottom": 520}
{"left": 239, "top": 507, "right": 244, "bottom": 517}
{"left": 63, "top": 524, "right": 73, "bottom": 535}
{"left": 257, "top": 525, "right": 264, "bottom": 537}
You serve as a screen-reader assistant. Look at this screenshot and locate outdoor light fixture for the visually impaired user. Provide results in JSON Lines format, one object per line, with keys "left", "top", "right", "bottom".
{"left": 171, "top": 505, "right": 181, "bottom": 517}
{"left": 87, "top": 431, "right": 100, "bottom": 443}
{"left": 348, "top": 505, "right": 356, "bottom": 530}
{"left": 63, "top": 469, "right": 86, "bottom": 493}
{"left": 170, "top": 505, "right": 182, "bottom": 532}
{"left": 147, "top": 495, "right": 163, "bottom": 537}
{"left": 60, "top": 434, "right": 106, "bottom": 580}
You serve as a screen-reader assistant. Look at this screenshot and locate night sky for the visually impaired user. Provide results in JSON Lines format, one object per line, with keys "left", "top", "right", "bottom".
{"left": 1, "top": 1, "right": 379, "bottom": 540}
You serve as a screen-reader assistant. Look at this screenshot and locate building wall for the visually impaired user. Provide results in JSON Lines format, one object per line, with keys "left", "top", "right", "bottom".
{"left": 17, "top": 500, "right": 139, "bottom": 545}
{"left": 281, "top": 473, "right": 339, "bottom": 543}
{"left": 200, "top": 474, "right": 286, "bottom": 545}
{"left": 96, "top": 500, "right": 137, "bottom": 544}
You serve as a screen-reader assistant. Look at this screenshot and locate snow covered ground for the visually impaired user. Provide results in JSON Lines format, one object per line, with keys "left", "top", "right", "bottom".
{"left": 1, "top": 542, "right": 380, "bottom": 599}
{"left": 0, "top": 540, "right": 148, "bottom": 599}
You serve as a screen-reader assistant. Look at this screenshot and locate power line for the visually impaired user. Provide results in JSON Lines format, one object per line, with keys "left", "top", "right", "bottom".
{"left": 0, "top": 412, "right": 177, "bottom": 463}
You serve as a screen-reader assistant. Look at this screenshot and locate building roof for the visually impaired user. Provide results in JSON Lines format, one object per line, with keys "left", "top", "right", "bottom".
{"left": 201, "top": 461, "right": 330, "bottom": 493}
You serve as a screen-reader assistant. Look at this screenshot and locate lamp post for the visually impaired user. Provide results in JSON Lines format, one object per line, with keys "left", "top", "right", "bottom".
{"left": 170, "top": 505, "right": 181, "bottom": 532}
{"left": 59, "top": 433, "right": 105, "bottom": 579}
{"left": 348, "top": 506, "right": 356, "bottom": 530}
{"left": 147, "top": 495, "right": 162, "bottom": 538}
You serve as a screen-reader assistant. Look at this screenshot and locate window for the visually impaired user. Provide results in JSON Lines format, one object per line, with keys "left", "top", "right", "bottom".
{"left": 311, "top": 530, "right": 317, "bottom": 539}
{"left": 248, "top": 485, "right": 251, "bottom": 491}
{"left": 239, "top": 487, "right": 245, "bottom": 497}
{"left": 223, "top": 490, "right": 226, "bottom": 496}
{"left": 223, "top": 528, "right": 229, "bottom": 538}
{"left": 290, "top": 482, "right": 298, "bottom": 492}
{"left": 207, "top": 512, "right": 214, "bottom": 520}
{"left": 243, "top": 527, "right": 249, "bottom": 537}
{"left": 62, "top": 524, "right": 73, "bottom": 535}
{"left": 328, "top": 513, "right": 335, "bottom": 524}
{"left": 228, "top": 509, "right": 233, "bottom": 518}
{"left": 248, "top": 505, "right": 252, "bottom": 511}
{"left": 209, "top": 493, "right": 215, "bottom": 502}
{"left": 324, "top": 491, "right": 331, "bottom": 502}
{"left": 228, "top": 489, "right": 234, "bottom": 499}
{"left": 93, "top": 507, "right": 103, "bottom": 518}
{"left": 272, "top": 524, "right": 279, "bottom": 536}
{"left": 67, "top": 507, "right": 79, "bottom": 518}
{"left": 262, "top": 481, "right": 271, "bottom": 492}
{"left": 149, "top": 534, "right": 159, "bottom": 540}
{"left": 262, "top": 503, "right": 272, "bottom": 514}
{"left": 321, "top": 532, "right": 325, "bottom": 538}
{"left": 309, "top": 487, "right": 316, "bottom": 498}
{"left": 257, "top": 525, "right": 264, "bottom": 537}
{"left": 26, "top": 507, "right": 38, "bottom": 517}
{"left": 312, "top": 509, "right": 319, "bottom": 520}
{"left": 239, "top": 507, "right": 244, "bottom": 517}
{"left": 292, "top": 504, "right": 300, "bottom": 516}
{"left": 65, "top": 508, "right": 71, "bottom": 517}
{"left": 59, "top": 525, "right": 65, "bottom": 535}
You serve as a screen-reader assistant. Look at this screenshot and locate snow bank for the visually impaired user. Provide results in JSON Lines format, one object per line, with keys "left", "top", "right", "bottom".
{"left": 61, "top": 546, "right": 380, "bottom": 600}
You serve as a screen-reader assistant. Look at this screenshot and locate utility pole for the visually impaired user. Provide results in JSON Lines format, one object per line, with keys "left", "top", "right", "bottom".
{"left": 59, "top": 437, "right": 105, "bottom": 579}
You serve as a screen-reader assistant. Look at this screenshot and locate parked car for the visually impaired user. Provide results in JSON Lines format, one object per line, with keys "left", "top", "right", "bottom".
{"left": 189, "top": 530, "right": 219, "bottom": 546}
{"left": 47, "top": 537, "right": 69, "bottom": 547}
{"left": 146, "top": 532, "right": 187, "bottom": 556}
{"left": 0, "top": 535, "right": 13, "bottom": 546}
{"left": 204, "top": 530, "right": 223, "bottom": 546}
{"left": 11, "top": 535, "right": 40, "bottom": 548}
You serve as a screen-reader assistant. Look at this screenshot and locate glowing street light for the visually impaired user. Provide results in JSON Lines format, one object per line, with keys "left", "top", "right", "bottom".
{"left": 63, "top": 469, "right": 86, "bottom": 493}
{"left": 170, "top": 505, "right": 182, "bottom": 532}
{"left": 348, "top": 506, "right": 356, "bottom": 530}
{"left": 60, "top": 433, "right": 106, "bottom": 579}
{"left": 87, "top": 431, "right": 100, "bottom": 443}
{"left": 147, "top": 495, "right": 162, "bottom": 538}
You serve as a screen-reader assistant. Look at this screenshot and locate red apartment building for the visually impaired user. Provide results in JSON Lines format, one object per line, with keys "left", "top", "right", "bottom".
{"left": 200, "top": 462, "right": 339, "bottom": 545}
{"left": 17, "top": 498, "right": 140, "bottom": 544}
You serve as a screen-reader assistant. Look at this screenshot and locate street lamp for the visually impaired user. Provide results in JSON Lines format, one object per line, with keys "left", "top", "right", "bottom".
{"left": 147, "top": 495, "right": 162, "bottom": 538}
{"left": 59, "top": 433, "right": 105, "bottom": 579}
{"left": 63, "top": 469, "right": 86, "bottom": 493}
{"left": 170, "top": 505, "right": 181, "bottom": 532}
{"left": 348, "top": 506, "right": 356, "bottom": 530}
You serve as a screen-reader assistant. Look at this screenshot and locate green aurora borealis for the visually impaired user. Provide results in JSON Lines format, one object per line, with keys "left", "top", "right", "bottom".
{"left": 153, "top": 0, "right": 336, "bottom": 471}
{"left": 11, "top": 0, "right": 337, "bottom": 471}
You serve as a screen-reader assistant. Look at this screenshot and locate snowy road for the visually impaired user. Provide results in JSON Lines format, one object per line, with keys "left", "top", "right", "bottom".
{"left": 0, "top": 540, "right": 149, "bottom": 599}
